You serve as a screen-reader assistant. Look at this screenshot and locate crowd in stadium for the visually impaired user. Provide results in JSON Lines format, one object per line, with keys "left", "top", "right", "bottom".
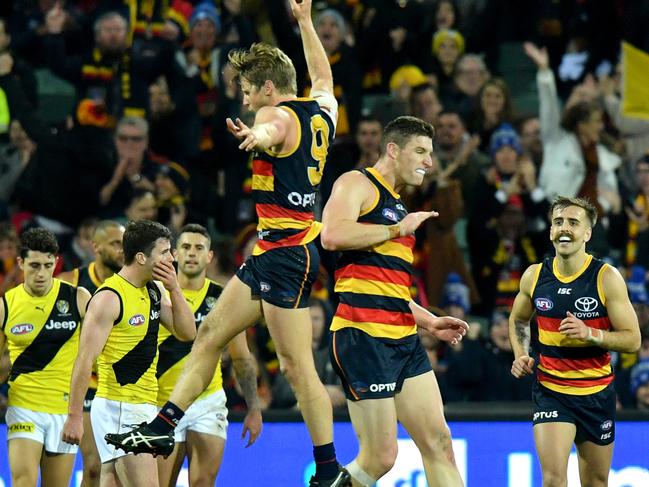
{"left": 1, "top": 0, "right": 649, "bottom": 420}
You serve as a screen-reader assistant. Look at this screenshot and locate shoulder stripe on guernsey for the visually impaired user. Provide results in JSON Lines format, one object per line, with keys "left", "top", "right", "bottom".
{"left": 9, "top": 284, "right": 78, "bottom": 380}
{"left": 92, "top": 288, "right": 124, "bottom": 326}
{"left": 264, "top": 106, "right": 301, "bottom": 158}
{"left": 529, "top": 264, "right": 543, "bottom": 296}
{"left": 72, "top": 268, "right": 80, "bottom": 286}
{"left": 1, "top": 296, "right": 7, "bottom": 330}
{"left": 111, "top": 283, "right": 160, "bottom": 386}
{"left": 597, "top": 263, "right": 609, "bottom": 305}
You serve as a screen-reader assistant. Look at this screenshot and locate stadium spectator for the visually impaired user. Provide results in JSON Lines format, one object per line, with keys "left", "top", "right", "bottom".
{"left": 517, "top": 116, "right": 543, "bottom": 169}
{"left": 440, "top": 53, "right": 489, "bottom": 121}
{"left": 631, "top": 359, "right": 649, "bottom": 410}
{"left": 410, "top": 83, "right": 443, "bottom": 127}
{"left": 469, "top": 78, "right": 515, "bottom": 154}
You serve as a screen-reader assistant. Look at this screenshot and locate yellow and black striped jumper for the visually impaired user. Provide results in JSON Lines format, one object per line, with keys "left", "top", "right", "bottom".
{"left": 329, "top": 167, "right": 432, "bottom": 401}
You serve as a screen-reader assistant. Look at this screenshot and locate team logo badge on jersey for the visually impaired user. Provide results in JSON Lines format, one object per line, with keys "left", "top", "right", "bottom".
{"left": 148, "top": 288, "right": 160, "bottom": 304}
{"left": 205, "top": 296, "right": 217, "bottom": 310}
{"left": 535, "top": 297, "right": 554, "bottom": 311}
{"left": 10, "top": 323, "right": 34, "bottom": 335}
{"left": 575, "top": 296, "right": 598, "bottom": 312}
{"left": 56, "top": 299, "right": 70, "bottom": 315}
{"left": 128, "top": 314, "right": 146, "bottom": 326}
{"left": 382, "top": 208, "right": 399, "bottom": 222}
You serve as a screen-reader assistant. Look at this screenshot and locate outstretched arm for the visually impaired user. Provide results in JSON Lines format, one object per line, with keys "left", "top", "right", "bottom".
{"left": 509, "top": 264, "right": 538, "bottom": 378}
{"left": 290, "top": 0, "right": 333, "bottom": 96}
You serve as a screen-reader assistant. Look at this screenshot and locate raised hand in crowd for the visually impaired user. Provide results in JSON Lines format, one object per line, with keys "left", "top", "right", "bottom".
{"left": 45, "top": 1, "right": 69, "bottom": 35}
{"left": 523, "top": 42, "right": 549, "bottom": 70}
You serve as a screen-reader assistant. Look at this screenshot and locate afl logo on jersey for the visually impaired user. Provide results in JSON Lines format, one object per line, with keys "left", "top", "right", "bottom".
{"left": 382, "top": 208, "right": 399, "bottom": 222}
{"left": 575, "top": 297, "right": 598, "bottom": 312}
{"left": 128, "top": 314, "right": 146, "bottom": 326}
{"left": 535, "top": 297, "right": 554, "bottom": 311}
{"left": 10, "top": 324, "right": 34, "bottom": 335}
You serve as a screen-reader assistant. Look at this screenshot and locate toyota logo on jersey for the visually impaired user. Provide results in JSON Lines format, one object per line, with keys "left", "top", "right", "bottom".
{"left": 575, "top": 297, "right": 598, "bottom": 312}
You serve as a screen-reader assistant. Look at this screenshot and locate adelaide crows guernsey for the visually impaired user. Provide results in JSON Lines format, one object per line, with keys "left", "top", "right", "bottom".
{"left": 70, "top": 263, "right": 103, "bottom": 294}
{"left": 251, "top": 98, "right": 335, "bottom": 255}
{"left": 531, "top": 254, "right": 613, "bottom": 395}
{"left": 156, "top": 279, "right": 223, "bottom": 405}
{"left": 330, "top": 168, "right": 416, "bottom": 340}
{"left": 95, "top": 274, "right": 162, "bottom": 405}
{"left": 2, "top": 279, "right": 81, "bottom": 414}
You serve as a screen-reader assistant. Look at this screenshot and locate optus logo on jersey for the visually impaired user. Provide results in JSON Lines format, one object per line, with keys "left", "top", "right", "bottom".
{"left": 128, "top": 314, "right": 145, "bottom": 326}
{"left": 10, "top": 324, "right": 33, "bottom": 335}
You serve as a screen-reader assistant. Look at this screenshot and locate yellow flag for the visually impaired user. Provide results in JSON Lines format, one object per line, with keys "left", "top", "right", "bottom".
{"left": 623, "top": 41, "right": 649, "bottom": 120}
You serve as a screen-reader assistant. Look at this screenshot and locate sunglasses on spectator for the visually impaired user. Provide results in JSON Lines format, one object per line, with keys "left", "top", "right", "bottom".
{"left": 117, "top": 134, "right": 145, "bottom": 142}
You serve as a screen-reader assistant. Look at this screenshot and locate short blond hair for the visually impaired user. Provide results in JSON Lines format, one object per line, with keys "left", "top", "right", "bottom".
{"left": 228, "top": 43, "right": 297, "bottom": 95}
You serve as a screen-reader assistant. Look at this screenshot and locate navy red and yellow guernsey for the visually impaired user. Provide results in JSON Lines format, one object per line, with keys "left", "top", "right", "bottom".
{"left": 531, "top": 254, "right": 613, "bottom": 395}
{"left": 251, "top": 98, "right": 335, "bottom": 256}
{"left": 330, "top": 168, "right": 416, "bottom": 340}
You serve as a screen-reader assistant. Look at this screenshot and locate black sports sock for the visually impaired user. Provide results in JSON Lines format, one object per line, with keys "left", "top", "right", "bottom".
{"left": 313, "top": 442, "right": 338, "bottom": 480}
{"left": 147, "top": 401, "right": 185, "bottom": 434}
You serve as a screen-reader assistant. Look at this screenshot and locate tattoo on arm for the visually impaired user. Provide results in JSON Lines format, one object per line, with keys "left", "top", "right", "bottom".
{"left": 515, "top": 320, "right": 531, "bottom": 352}
{"left": 232, "top": 358, "right": 260, "bottom": 410}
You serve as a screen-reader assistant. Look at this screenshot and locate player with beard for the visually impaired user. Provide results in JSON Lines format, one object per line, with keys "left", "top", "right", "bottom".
{"left": 58, "top": 220, "right": 124, "bottom": 487}
{"left": 510, "top": 196, "right": 640, "bottom": 487}
{"left": 156, "top": 224, "right": 261, "bottom": 487}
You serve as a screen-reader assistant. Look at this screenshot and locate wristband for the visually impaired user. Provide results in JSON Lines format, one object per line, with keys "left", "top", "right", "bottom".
{"left": 586, "top": 327, "right": 604, "bottom": 345}
{"left": 387, "top": 224, "right": 401, "bottom": 239}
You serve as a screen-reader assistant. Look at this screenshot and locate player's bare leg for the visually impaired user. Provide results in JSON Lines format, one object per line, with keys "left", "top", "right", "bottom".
{"left": 186, "top": 431, "right": 225, "bottom": 487}
{"left": 40, "top": 452, "right": 76, "bottom": 487}
{"left": 395, "top": 371, "right": 463, "bottom": 487}
{"left": 534, "top": 422, "right": 576, "bottom": 487}
{"left": 263, "top": 302, "right": 333, "bottom": 445}
{"left": 575, "top": 440, "right": 613, "bottom": 487}
{"left": 8, "top": 439, "right": 42, "bottom": 487}
{"left": 81, "top": 411, "right": 101, "bottom": 486}
{"left": 157, "top": 443, "right": 185, "bottom": 487}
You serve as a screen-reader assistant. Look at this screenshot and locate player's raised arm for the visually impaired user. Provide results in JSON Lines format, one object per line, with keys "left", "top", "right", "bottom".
{"left": 290, "top": 0, "right": 333, "bottom": 96}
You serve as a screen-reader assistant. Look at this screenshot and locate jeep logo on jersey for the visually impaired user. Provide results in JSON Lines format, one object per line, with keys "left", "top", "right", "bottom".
{"left": 45, "top": 320, "right": 77, "bottom": 330}
{"left": 10, "top": 324, "right": 34, "bottom": 335}
{"left": 535, "top": 297, "right": 553, "bottom": 311}
{"left": 575, "top": 297, "right": 598, "bottom": 312}
{"left": 382, "top": 208, "right": 399, "bottom": 222}
{"left": 128, "top": 314, "right": 146, "bottom": 326}
{"left": 56, "top": 299, "right": 70, "bottom": 315}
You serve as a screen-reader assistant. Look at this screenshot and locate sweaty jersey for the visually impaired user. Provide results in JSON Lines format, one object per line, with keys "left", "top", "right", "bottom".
{"left": 95, "top": 274, "right": 162, "bottom": 405}
{"left": 531, "top": 254, "right": 613, "bottom": 395}
{"left": 70, "top": 262, "right": 103, "bottom": 294}
{"left": 252, "top": 98, "right": 335, "bottom": 255}
{"left": 156, "top": 279, "right": 223, "bottom": 405}
{"left": 2, "top": 279, "right": 81, "bottom": 414}
{"left": 330, "top": 168, "right": 416, "bottom": 340}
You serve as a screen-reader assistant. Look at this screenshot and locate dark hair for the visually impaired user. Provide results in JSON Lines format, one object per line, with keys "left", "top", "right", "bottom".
{"left": 20, "top": 228, "right": 59, "bottom": 259}
{"left": 560, "top": 101, "right": 602, "bottom": 133}
{"left": 357, "top": 115, "right": 382, "bottom": 127}
{"left": 381, "top": 116, "right": 435, "bottom": 153}
{"left": 123, "top": 220, "right": 172, "bottom": 265}
{"left": 475, "top": 78, "right": 514, "bottom": 129}
{"left": 179, "top": 223, "right": 211, "bottom": 246}
{"left": 548, "top": 196, "right": 598, "bottom": 227}
{"left": 128, "top": 188, "right": 155, "bottom": 206}
{"left": 437, "top": 109, "right": 467, "bottom": 127}
{"left": 434, "top": 0, "right": 461, "bottom": 28}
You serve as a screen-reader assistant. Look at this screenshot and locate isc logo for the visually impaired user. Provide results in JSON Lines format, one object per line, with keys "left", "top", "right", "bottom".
{"left": 10, "top": 324, "right": 34, "bottom": 335}
{"left": 558, "top": 288, "right": 572, "bottom": 294}
{"left": 128, "top": 314, "right": 145, "bottom": 326}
